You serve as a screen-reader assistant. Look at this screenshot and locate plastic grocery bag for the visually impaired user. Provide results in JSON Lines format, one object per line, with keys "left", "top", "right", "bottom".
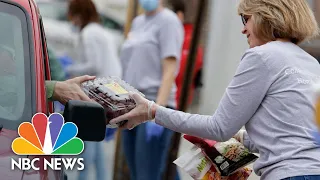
{"left": 174, "top": 145, "right": 253, "bottom": 180}
{"left": 183, "top": 135, "right": 258, "bottom": 176}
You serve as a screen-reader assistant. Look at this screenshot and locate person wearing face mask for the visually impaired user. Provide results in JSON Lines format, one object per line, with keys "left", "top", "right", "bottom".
{"left": 112, "top": 0, "right": 320, "bottom": 180}
{"left": 66, "top": 1, "right": 122, "bottom": 180}
{"left": 119, "top": 0, "right": 184, "bottom": 179}
{"left": 66, "top": 0, "right": 122, "bottom": 79}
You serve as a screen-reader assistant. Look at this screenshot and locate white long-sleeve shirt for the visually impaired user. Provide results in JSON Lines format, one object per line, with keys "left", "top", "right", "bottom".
{"left": 155, "top": 41, "right": 320, "bottom": 180}
{"left": 67, "top": 23, "right": 122, "bottom": 78}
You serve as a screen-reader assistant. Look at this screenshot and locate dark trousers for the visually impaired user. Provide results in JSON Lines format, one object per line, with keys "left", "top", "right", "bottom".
{"left": 121, "top": 122, "right": 180, "bottom": 180}
{"left": 282, "top": 175, "right": 320, "bottom": 180}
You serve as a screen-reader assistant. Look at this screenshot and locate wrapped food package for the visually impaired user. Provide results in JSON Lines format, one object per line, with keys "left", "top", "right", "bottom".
{"left": 183, "top": 135, "right": 258, "bottom": 177}
{"left": 174, "top": 145, "right": 253, "bottom": 180}
{"left": 82, "top": 76, "right": 144, "bottom": 128}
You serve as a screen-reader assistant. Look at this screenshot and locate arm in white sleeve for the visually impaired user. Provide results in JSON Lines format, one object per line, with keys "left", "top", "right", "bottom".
{"left": 155, "top": 51, "right": 271, "bottom": 142}
{"left": 66, "top": 32, "right": 100, "bottom": 77}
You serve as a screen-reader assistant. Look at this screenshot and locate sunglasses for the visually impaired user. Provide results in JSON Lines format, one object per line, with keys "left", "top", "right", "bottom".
{"left": 241, "top": 14, "right": 250, "bottom": 25}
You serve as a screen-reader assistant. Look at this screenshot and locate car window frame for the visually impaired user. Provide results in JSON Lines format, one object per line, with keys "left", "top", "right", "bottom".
{"left": 39, "top": 14, "right": 54, "bottom": 113}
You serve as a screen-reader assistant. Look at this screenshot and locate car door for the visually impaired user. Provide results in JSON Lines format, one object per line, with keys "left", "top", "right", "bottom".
{"left": 0, "top": 0, "right": 35, "bottom": 180}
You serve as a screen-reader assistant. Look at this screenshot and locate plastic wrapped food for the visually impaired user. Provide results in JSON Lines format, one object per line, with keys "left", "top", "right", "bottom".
{"left": 183, "top": 135, "right": 258, "bottom": 176}
{"left": 82, "top": 76, "right": 144, "bottom": 128}
{"left": 174, "top": 145, "right": 253, "bottom": 180}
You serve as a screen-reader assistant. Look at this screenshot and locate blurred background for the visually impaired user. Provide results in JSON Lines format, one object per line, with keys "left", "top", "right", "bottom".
{"left": 37, "top": 0, "right": 320, "bottom": 179}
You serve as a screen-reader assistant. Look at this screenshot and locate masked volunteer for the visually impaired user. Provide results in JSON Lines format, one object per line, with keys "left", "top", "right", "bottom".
{"left": 65, "top": 0, "right": 122, "bottom": 79}
{"left": 119, "top": 0, "right": 184, "bottom": 179}
{"left": 66, "top": 1, "right": 122, "bottom": 180}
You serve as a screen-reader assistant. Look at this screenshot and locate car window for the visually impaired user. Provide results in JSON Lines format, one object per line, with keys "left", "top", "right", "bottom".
{"left": 0, "top": 2, "right": 33, "bottom": 130}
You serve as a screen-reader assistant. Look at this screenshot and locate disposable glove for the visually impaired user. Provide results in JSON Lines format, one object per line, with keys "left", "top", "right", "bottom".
{"left": 109, "top": 92, "right": 158, "bottom": 130}
{"left": 58, "top": 55, "right": 73, "bottom": 79}
{"left": 313, "top": 131, "right": 320, "bottom": 145}
{"left": 105, "top": 128, "right": 117, "bottom": 142}
{"left": 145, "top": 121, "right": 165, "bottom": 142}
{"left": 233, "top": 129, "right": 246, "bottom": 144}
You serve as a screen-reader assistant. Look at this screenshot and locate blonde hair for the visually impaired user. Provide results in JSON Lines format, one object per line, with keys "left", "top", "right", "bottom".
{"left": 238, "top": 0, "right": 319, "bottom": 44}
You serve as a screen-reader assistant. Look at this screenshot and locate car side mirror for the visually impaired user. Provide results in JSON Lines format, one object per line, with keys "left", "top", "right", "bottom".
{"left": 63, "top": 100, "right": 106, "bottom": 142}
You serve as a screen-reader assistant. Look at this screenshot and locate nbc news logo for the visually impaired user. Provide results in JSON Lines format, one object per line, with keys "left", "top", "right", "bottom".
{"left": 11, "top": 113, "right": 84, "bottom": 170}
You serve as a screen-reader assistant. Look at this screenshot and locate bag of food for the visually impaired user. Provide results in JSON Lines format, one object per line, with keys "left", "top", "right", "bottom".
{"left": 81, "top": 76, "right": 144, "bottom": 128}
{"left": 183, "top": 135, "right": 258, "bottom": 176}
{"left": 174, "top": 145, "right": 253, "bottom": 180}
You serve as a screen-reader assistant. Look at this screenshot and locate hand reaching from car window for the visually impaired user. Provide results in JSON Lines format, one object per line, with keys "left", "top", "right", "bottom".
{"left": 53, "top": 75, "right": 96, "bottom": 105}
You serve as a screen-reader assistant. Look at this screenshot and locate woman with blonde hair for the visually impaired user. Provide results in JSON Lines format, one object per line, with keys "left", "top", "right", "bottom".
{"left": 110, "top": 0, "right": 320, "bottom": 179}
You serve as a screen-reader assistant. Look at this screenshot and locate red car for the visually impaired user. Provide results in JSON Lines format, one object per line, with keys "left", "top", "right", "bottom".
{"left": 0, "top": 0, "right": 105, "bottom": 179}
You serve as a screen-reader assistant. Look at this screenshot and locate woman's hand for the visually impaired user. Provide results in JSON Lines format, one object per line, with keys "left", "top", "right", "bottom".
{"left": 109, "top": 93, "right": 159, "bottom": 130}
{"left": 53, "top": 75, "right": 96, "bottom": 105}
{"left": 233, "top": 129, "right": 246, "bottom": 143}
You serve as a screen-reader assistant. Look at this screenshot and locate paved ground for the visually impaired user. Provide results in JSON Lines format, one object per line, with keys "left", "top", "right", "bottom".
{"left": 65, "top": 137, "right": 260, "bottom": 180}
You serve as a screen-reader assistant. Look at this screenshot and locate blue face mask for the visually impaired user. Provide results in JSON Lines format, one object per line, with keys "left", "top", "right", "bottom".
{"left": 139, "top": 0, "right": 159, "bottom": 12}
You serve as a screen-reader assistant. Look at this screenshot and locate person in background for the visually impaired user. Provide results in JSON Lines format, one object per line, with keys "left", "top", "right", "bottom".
{"left": 66, "top": 0, "right": 122, "bottom": 180}
{"left": 119, "top": 0, "right": 184, "bottom": 179}
{"left": 111, "top": 0, "right": 320, "bottom": 180}
{"left": 170, "top": 0, "right": 204, "bottom": 109}
{"left": 66, "top": 0, "right": 122, "bottom": 79}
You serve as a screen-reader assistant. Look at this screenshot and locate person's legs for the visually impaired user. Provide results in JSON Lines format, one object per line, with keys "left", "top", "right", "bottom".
{"left": 134, "top": 123, "right": 156, "bottom": 180}
{"left": 161, "top": 106, "right": 181, "bottom": 180}
{"left": 77, "top": 141, "right": 95, "bottom": 180}
{"left": 158, "top": 128, "right": 177, "bottom": 179}
{"left": 121, "top": 128, "right": 137, "bottom": 180}
{"left": 134, "top": 123, "right": 176, "bottom": 180}
{"left": 94, "top": 141, "right": 106, "bottom": 180}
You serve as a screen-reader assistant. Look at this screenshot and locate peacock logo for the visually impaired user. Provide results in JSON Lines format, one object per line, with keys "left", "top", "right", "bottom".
{"left": 12, "top": 113, "right": 84, "bottom": 155}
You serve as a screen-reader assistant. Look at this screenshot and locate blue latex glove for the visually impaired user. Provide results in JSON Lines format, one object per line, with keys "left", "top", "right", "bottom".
{"left": 145, "top": 121, "right": 165, "bottom": 142}
{"left": 105, "top": 128, "right": 117, "bottom": 142}
{"left": 58, "top": 55, "right": 74, "bottom": 79}
{"left": 313, "top": 131, "right": 320, "bottom": 145}
{"left": 54, "top": 101, "right": 65, "bottom": 112}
